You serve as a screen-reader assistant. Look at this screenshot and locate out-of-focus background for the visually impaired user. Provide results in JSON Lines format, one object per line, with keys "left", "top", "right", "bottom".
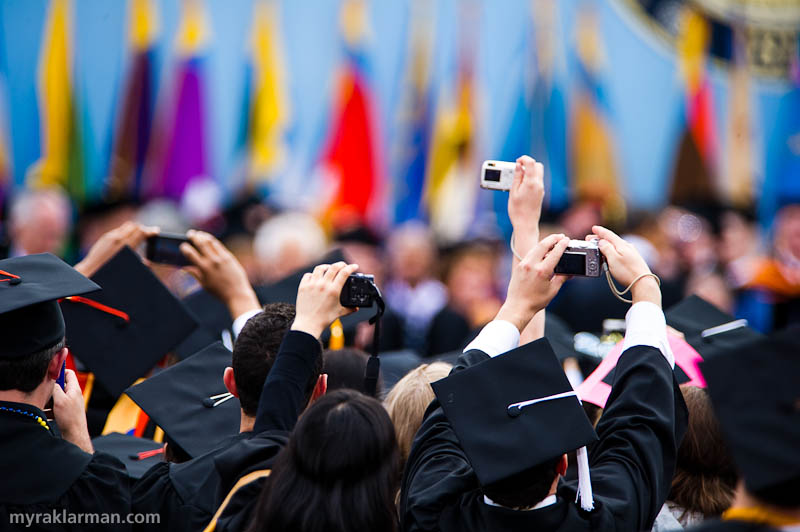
{"left": 0, "top": 0, "right": 799, "bottom": 343}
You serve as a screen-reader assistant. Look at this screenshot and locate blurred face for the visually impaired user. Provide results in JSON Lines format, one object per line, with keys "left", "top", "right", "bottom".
{"left": 341, "top": 243, "right": 385, "bottom": 286}
{"left": 719, "top": 212, "right": 758, "bottom": 265}
{"left": 446, "top": 252, "right": 496, "bottom": 312}
{"left": 775, "top": 206, "right": 800, "bottom": 263}
{"left": 389, "top": 237, "right": 433, "bottom": 287}
{"left": 14, "top": 205, "right": 70, "bottom": 256}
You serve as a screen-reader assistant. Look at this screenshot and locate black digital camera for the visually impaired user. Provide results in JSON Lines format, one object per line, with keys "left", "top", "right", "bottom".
{"left": 554, "top": 240, "right": 605, "bottom": 277}
{"left": 340, "top": 273, "right": 381, "bottom": 308}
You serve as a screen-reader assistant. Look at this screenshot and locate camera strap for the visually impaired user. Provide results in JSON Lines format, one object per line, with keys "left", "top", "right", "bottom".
{"left": 363, "top": 288, "right": 385, "bottom": 398}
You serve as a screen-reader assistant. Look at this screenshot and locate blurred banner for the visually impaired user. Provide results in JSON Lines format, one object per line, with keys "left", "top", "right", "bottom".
{"left": 107, "top": 0, "right": 159, "bottom": 202}
{"left": 0, "top": 0, "right": 797, "bottom": 227}
{"left": 32, "top": 0, "right": 86, "bottom": 202}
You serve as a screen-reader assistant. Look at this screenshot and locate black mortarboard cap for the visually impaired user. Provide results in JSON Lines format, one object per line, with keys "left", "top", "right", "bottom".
{"left": 0, "top": 253, "right": 100, "bottom": 359}
{"left": 92, "top": 432, "right": 164, "bottom": 479}
{"left": 125, "top": 342, "right": 240, "bottom": 459}
{"left": 60, "top": 246, "right": 197, "bottom": 396}
{"left": 701, "top": 326, "right": 800, "bottom": 507}
{"left": 432, "top": 338, "right": 598, "bottom": 488}
{"left": 665, "top": 295, "right": 763, "bottom": 361}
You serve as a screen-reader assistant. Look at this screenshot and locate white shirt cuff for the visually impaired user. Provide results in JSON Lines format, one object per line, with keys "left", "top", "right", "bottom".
{"left": 232, "top": 308, "right": 263, "bottom": 339}
{"left": 622, "top": 301, "right": 674, "bottom": 368}
{"left": 464, "top": 320, "right": 521, "bottom": 358}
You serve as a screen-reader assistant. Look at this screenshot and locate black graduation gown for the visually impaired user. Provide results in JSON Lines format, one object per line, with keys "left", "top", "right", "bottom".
{"left": 690, "top": 520, "right": 784, "bottom": 532}
{"left": 0, "top": 401, "right": 132, "bottom": 532}
{"left": 210, "top": 331, "right": 322, "bottom": 532}
{"left": 131, "top": 432, "right": 250, "bottom": 532}
{"left": 399, "top": 345, "right": 688, "bottom": 532}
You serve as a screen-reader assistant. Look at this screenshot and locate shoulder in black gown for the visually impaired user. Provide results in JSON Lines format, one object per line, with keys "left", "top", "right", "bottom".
{"left": 0, "top": 401, "right": 131, "bottom": 532}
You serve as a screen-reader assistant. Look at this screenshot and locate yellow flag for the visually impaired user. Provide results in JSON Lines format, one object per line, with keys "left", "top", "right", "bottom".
{"left": 248, "top": 0, "right": 288, "bottom": 180}
{"left": 35, "top": 0, "right": 73, "bottom": 188}
{"left": 175, "top": 0, "right": 209, "bottom": 56}
{"left": 129, "top": 0, "right": 159, "bottom": 51}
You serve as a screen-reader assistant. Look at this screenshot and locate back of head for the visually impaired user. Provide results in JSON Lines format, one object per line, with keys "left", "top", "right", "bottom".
{"left": 384, "top": 362, "right": 451, "bottom": 465}
{"left": 232, "top": 303, "right": 302, "bottom": 417}
{"left": 0, "top": 337, "right": 65, "bottom": 393}
{"left": 669, "top": 386, "right": 737, "bottom": 518}
{"left": 323, "top": 348, "right": 382, "bottom": 397}
{"left": 248, "top": 389, "right": 400, "bottom": 532}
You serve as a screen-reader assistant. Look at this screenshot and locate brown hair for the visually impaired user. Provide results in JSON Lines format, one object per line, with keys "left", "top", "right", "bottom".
{"left": 669, "top": 386, "right": 738, "bottom": 519}
{"left": 383, "top": 362, "right": 452, "bottom": 467}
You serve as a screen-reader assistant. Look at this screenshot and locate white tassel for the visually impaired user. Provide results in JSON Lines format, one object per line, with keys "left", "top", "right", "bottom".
{"left": 575, "top": 446, "right": 594, "bottom": 511}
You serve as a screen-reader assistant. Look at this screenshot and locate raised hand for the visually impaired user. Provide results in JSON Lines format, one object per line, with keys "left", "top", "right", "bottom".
{"left": 180, "top": 230, "right": 261, "bottom": 319}
{"left": 291, "top": 262, "right": 360, "bottom": 339}
{"left": 508, "top": 155, "right": 545, "bottom": 255}
{"left": 497, "top": 234, "right": 570, "bottom": 331}
{"left": 74, "top": 222, "right": 158, "bottom": 277}
{"left": 592, "top": 225, "right": 661, "bottom": 306}
{"left": 52, "top": 369, "right": 93, "bottom": 454}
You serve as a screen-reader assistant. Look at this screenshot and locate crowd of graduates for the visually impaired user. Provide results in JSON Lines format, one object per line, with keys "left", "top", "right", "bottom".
{"left": 0, "top": 156, "right": 798, "bottom": 532}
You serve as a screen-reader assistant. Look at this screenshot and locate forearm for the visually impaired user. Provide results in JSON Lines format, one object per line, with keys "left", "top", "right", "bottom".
{"left": 519, "top": 310, "right": 545, "bottom": 345}
{"left": 253, "top": 331, "right": 322, "bottom": 434}
{"left": 62, "top": 427, "right": 94, "bottom": 454}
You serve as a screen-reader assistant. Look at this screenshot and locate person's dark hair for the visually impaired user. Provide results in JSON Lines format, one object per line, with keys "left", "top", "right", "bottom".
{"left": 0, "top": 338, "right": 65, "bottom": 393}
{"left": 247, "top": 389, "right": 400, "bottom": 532}
{"left": 322, "top": 348, "right": 382, "bottom": 397}
{"left": 669, "top": 386, "right": 738, "bottom": 518}
{"left": 482, "top": 455, "right": 561, "bottom": 509}
{"left": 233, "top": 303, "right": 319, "bottom": 417}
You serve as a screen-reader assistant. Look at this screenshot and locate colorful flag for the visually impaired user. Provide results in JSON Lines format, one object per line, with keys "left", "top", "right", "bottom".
{"left": 33, "top": 0, "right": 85, "bottom": 202}
{"left": 423, "top": 1, "right": 480, "bottom": 243}
{"left": 393, "top": 6, "right": 433, "bottom": 225}
{"left": 245, "top": 0, "right": 289, "bottom": 183}
{"left": 531, "top": 0, "right": 569, "bottom": 213}
{"left": 670, "top": 7, "right": 718, "bottom": 206}
{"left": 107, "top": 0, "right": 159, "bottom": 201}
{"left": 145, "top": 0, "right": 209, "bottom": 200}
{"left": 570, "top": 7, "right": 624, "bottom": 224}
{"left": 724, "top": 30, "right": 754, "bottom": 208}
{"left": 320, "top": 0, "right": 383, "bottom": 229}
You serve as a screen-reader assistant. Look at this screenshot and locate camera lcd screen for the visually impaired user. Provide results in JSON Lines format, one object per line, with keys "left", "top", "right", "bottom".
{"left": 554, "top": 252, "right": 586, "bottom": 275}
{"left": 484, "top": 168, "right": 502, "bottom": 182}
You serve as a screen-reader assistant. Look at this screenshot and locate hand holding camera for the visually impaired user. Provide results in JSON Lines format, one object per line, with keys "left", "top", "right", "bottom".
{"left": 497, "top": 234, "right": 570, "bottom": 331}
{"left": 591, "top": 226, "right": 661, "bottom": 306}
{"left": 180, "top": 230, "right": 261, "bottom": 319}
{"left": 291, "top": 262, "right": 360, "bottom": 339}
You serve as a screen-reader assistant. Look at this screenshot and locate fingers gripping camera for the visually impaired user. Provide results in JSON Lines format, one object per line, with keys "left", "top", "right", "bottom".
{"left": 340, "top": 273, "right": 381, "bottom": 308}
{"left": 554, "top": 240, "right": 605, "bottom": 277}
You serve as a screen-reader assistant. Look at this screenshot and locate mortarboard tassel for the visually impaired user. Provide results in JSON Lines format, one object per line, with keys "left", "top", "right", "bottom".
{"left": 575, "top": 445, "right": 594, "bottom": 511}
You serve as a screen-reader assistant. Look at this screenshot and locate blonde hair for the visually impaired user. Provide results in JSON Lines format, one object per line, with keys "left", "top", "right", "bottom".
{"left": 384, "top": 362, "right": 452, "bottom": 466}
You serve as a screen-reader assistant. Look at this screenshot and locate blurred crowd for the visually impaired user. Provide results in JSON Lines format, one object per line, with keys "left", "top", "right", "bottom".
{"left": 2, "top": 184, "right": 798, "bottom": 353}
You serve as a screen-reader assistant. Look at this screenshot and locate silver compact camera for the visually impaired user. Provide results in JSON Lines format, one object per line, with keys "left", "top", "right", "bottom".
{"left": 554, "top": 240, "right": 604, "bottom": 277}
{"left": 480, "top": 160, "right": 515, "bottom": 191}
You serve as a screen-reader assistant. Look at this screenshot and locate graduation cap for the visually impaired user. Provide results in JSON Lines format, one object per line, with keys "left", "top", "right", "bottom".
{"left": 432, "top": 338, "right": 598, "bottom": 510}
{"left": 175, "top": 249, "right": 349, "bottom": 358}
{"left": 0, "top": 253, "right": 100, "bottom": 359}
{"left": 60, "top": 247, "right": 198, "bottom": 396}
{"left": 701, "top": 326, "right": 800, "bottom": 507}
{"left": 125, "top": 341, "right": 241, "bottom": 459}
{"left": 665, "top": 295, "right": 762, "bottom": 362}
{"left": 92, "top": 432, "right": 165, "bottom": 479}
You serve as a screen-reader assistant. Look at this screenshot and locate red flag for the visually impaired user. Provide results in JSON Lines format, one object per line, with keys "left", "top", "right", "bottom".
{"left": 320, "top": 0, "right": 382, "bottom": 229}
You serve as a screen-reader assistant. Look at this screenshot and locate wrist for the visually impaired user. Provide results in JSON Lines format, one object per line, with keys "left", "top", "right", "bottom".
{"left": 290, "top": 317, "right": 326, "bottom": 339}
{"left": 630, "top": 276, "right": 661, "bottom": 307}
{"left": 226, "top": 289, "right": 261, "bottom": 320}
{"left": 496, "top": 301, "right": 536, "bottom": 332}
